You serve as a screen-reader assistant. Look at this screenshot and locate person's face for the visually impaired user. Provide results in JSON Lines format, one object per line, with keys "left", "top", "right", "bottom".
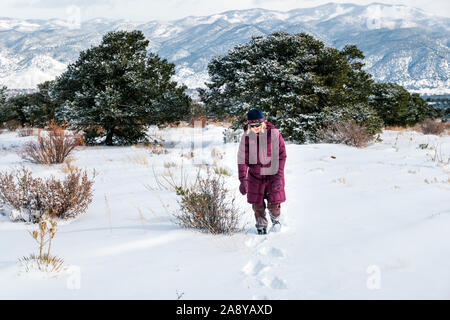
{"left": 250, "top": 121, "right": 263, "bottom": 133}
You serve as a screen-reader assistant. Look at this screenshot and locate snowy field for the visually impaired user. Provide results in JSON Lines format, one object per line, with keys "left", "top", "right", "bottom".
{"left": 0, "top": 124, "right": 449, "bottom": 299}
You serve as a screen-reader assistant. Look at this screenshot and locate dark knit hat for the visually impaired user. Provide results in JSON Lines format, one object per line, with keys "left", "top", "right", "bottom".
{"left": 247, "top": 109, "right": 263, "bottom": 122}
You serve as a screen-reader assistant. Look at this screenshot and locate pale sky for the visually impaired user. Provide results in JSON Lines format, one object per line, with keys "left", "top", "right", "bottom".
{"left": 0, "top": 0, "right": 449, "bottom": 22}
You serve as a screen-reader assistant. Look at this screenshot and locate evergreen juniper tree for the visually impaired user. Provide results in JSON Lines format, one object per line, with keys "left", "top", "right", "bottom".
{"left": 0, "top": 86, "right": 9, "bottom": 125}
{"left": 406, "top": 93, "right": 430, "bottom": 125}
{"left": 28, "top": 81, "right": 59, "bottom": 127}
{"left": 51, "top": 30, "right": 191, "bottom": 145}
{"left": 0, "top": 86, "right": 6, "bottom": 107}
{"left": 199, "top": 32, "right": 381, "bottom": 143}
{"left": 369, "top": 82, "right": 429, "bottom": 126}
{"left": 1, "top": 92, "right": 29, "bottom": 126}
{"left": 0, "top": 82, "right": 58, "bottom": 128}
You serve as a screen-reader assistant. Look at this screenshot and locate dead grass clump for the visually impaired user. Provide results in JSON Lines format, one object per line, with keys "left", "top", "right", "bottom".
{"left": 164, "top": 161, "right": 178, "bottom": 169}
{"left": 126, "top": 153, "right": 149, "bottom": 166}
{"left": 385, "top": 125, "right": 408, "bottom": 131}
{"left": 19, "top": 212, "right": 64, "bottom": 273}
{"left": 60, "top": 157, "right": 78, "bottom": 174}
{"left": 147, "top": 162, "right": 190, "bottom": 192}
{"left": 213, "top": 166, "right": 231, "bottom": 176}
{"left": 318, "top": 120, "right": 374, "bottom": 148}
{"left": 427, "top": 143, "right": 450, "bottom": 165}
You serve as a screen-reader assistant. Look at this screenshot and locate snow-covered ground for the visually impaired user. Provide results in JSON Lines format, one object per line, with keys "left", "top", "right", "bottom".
{"left": 0, "top": 125, "right": 449, "bottom": 299}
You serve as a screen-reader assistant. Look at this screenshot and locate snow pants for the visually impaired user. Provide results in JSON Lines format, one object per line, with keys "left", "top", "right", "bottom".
{"left": 252, "top": 197, "right": 281, "bottom": 230}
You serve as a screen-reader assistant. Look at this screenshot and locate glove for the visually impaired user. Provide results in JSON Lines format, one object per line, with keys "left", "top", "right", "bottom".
{"left": 272, "top": 179, "right": 283, "bottom": 192}
{"left": 239, "top": 179, "right": 248, "bottom": 195}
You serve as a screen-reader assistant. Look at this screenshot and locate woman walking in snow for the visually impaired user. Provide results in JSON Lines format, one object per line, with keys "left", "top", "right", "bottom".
{"left": 238, "top": 109, "right": 287, "bottom": 235}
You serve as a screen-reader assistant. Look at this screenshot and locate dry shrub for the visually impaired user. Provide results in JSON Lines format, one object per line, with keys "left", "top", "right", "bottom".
{"left": 5, "top": 120, "right": 21, "bottom": 131}
{"left": 181, "top": 150, "right": 195, "bottom": 159}
{"left": 223, "top": 128, "right": 243, "bottom": 143}
{"left": 61, "top": 157, "right": 78, "bottom": 174}
{"left": 416, "top": 119, "right": 447, "bottom": 136}
{"left": 208, "top": 120, "right": 232, "bottom": 127}
{"left": 385, "top": 125, "right": 408, "bottom": 131}
{"left": 318, "top": 120, "right": 374, "bottom": 148}
{"left": 164, "top": 161, "right": 178, "bottom": 169}
{"left": 19, "top": 122, "right": 82, "bottom": 164}
{"left": 165, "top": 121, "right": 183, "bottom": 128}
{"left": 126, "top": 153, "right": 149, "bottom": 166}
{"left": 427, "top": 144, "right": 450, "bottom": 165}
{"left": 0, "top": 167, "right": 94, "bottom": 223}
{"left": 173, "top": 169, "right": 242, "bottom": 235}
{"left": 144, "top": 141, "right": 168, "bottom": 155}
{"left": 17, "top": 127, "right": 35, "bottom": 137}
{"left": 147, "top": 162, "right": 190, "bottom": 193}
{"left": 213, "top": 166, "right": 231, "bottom": 176}
{"left": 190, "top": 117, "right": 207, "bottom": 128}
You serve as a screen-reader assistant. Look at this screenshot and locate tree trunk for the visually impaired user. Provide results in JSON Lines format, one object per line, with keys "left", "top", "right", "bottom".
{"left": 105, "top": 125, "right": 115, "bottom": 146}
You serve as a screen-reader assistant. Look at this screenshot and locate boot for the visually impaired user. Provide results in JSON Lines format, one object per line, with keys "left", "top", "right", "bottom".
{"left": 268, "top": 202, "right": 281, "bottom": 232}
{"left": 257, "top": 227, "right": 267, "bottom": 235}
{"left": 270, "top": 216, "right": 281, "bottom": 232}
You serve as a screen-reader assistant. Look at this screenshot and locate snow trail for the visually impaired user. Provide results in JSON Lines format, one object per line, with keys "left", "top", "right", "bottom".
{"left": 1, "top": 126, "right": 449, "bottom": 299}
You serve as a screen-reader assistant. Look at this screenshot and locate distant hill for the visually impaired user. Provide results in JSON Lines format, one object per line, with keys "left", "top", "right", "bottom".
{"left": 0, "top": 2, "right": 449, "bottom": 94}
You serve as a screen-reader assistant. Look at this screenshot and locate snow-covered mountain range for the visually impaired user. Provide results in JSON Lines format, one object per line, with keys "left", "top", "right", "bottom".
{"left": 0, "top": 2, "right": 449, "bottom": 94}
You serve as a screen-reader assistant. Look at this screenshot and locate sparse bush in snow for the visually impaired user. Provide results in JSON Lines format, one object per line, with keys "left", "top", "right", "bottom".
{"left": 18, "top": 122, "right": 82, "bottom": 164}
{"left": 0, "top": 167, "right": 94, "bottom": 223}
{"left": 17, "top": 127, "right": 35, "bottom": 137}
{"left": 148, "top": 161, "right": 190, "bottom": 193}
{"left": 211, "top": 146, "right": 225, "bottom": 164}
{"left": 318, "top": 120, "right": 374, "bottom": 148}
{"left": 144, "top": 141, "right": 168, "bottom": 155}
{"left": 4, "top": 120, "right": 21, "bottom": 131}
{"left": 427, "top": 143, "right": 450, "bottom": 165}
{"left": 213, "top": 166, "right": 232, "bottom": 176}
{"left": 60, "top": 157, "right": 78, "bottom": 174}
{"left": 223, "top": 128, "right": 243, "bottom": 143}
{"left": 417, "top": 119, "right": 447, "bottom": 136}
{"left": 125, "top": 153, "right": 149, "bottom": 166}
{"left": 173, "top": 169, "right": 242, "bottom": 235}
{"left": 164, "top": 160, "right": 179, "bottom": 168}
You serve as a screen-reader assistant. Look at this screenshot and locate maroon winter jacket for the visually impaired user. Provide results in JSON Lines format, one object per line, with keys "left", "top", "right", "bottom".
{"left": 237, "top": 121, "right": 287, "bottom": 205}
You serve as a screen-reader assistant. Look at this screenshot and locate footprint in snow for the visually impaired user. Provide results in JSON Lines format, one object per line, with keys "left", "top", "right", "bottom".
{"left": 242, "top": 260, "right": 270, "bottom": 276}
{"left": 244, "top": 235, "right": 268, "bottom": 248}
{"left": 242, "top": 233, "right": 288, "bottom": 295}
{"left": 260, "top": 276, "right": 288, "bottom": 290}
{"left": 257, "top": 246, "right": 285, "bottom": 258}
